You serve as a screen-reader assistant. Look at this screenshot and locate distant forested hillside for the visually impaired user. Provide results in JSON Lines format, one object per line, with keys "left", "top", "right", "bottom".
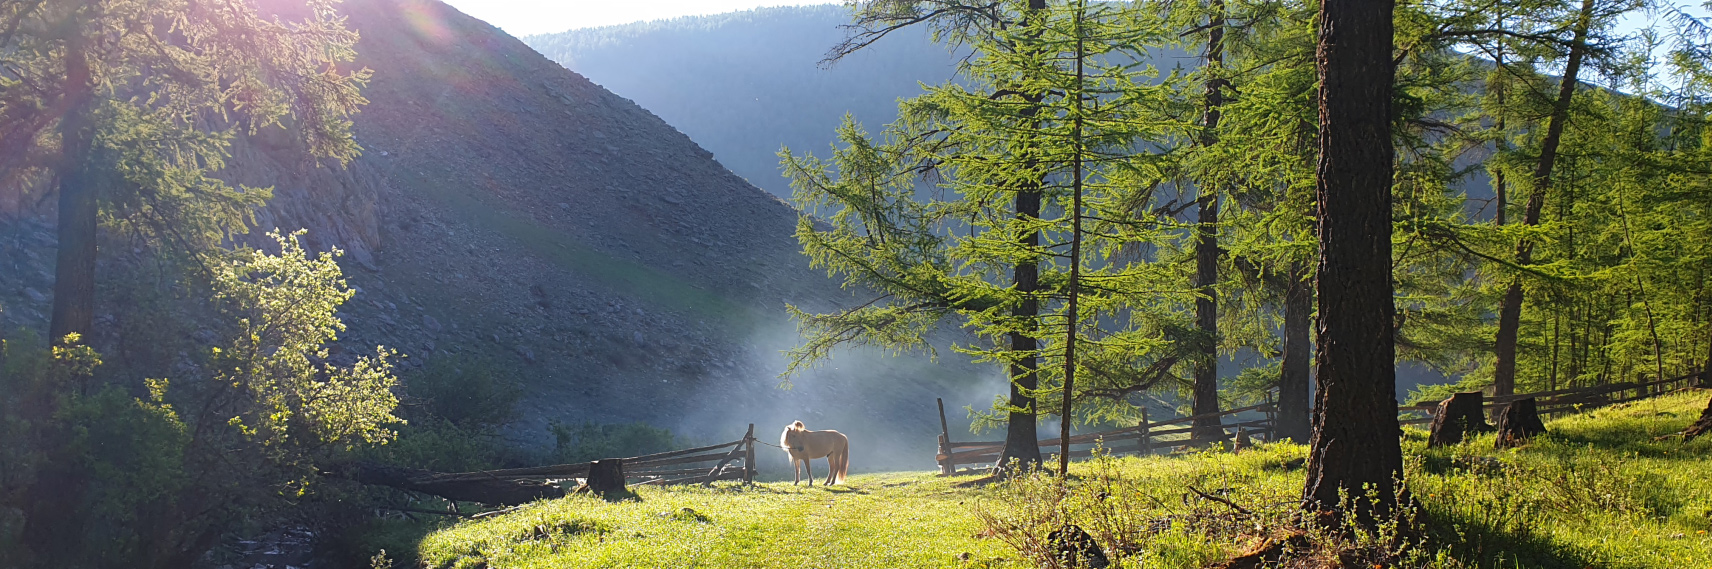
{"left": 524, "top": 6, "right": 962, "bottom": 199}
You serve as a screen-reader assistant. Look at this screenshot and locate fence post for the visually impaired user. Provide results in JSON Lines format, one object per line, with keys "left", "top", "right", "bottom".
{"left": 937, "top": 398, "right": 953, "bottom": 475}
{"left": 1139, "top": 408, "right": 1151, "bottom": 456}
{"left": 743, "top": 423, "right": 756, "bottom": 486}
{"left": 1264, "top": 391, "right": 1277, "bottom": 443}
{"left": 939, "top": 434, "right": 952, "bottom": 475}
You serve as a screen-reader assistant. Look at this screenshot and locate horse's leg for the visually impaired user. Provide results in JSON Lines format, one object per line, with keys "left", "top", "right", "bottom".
{"left": 834, "top": 446, "right": 847, "bottom": 484}
{"left": 792, "top": 458, "right": 801, "bottom": 486}
{"left": 824, "top": 457, "right": 835, "bottom": 485}
{"left": 805, "top": 457, "right": 814, "bottom": 487}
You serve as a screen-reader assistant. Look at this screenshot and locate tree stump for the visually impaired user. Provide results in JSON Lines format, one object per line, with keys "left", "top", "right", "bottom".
{"left": 584, "top": 459, "right": 627, "bottom": 494}
{"left": 1682, "top": 396, "right": 1712, "bottom": 441}
{"left": 1047, "top": 524, "right": 1108, "bottom": 568}
{"left": 1428, "top": 391, "right": 1492, "bottom": 447}
{"left": 1230, "top": 428, "right": 1253, "bottom": 452}
{"left": 1493, "top": 397, "right": 1548, "bottom": 448}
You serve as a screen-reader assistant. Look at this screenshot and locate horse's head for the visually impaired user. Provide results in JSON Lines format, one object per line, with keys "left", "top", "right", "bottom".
{"left": 780, "top": 420, "right": 807, "bottom": 451}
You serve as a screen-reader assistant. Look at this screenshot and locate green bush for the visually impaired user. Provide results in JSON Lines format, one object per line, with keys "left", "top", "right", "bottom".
{"left": 402, "top": 356, "right": 523, "bottom": 430}
{"left": 0, "top": 233, "right": 404, "bottom": 569}
{"left": 546, "top": 422, "right": 680, "bottom": 464}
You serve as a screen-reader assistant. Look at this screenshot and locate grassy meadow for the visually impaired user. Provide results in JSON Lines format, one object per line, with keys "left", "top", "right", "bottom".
{"left": 394, "top": 389, "right": 1712, "bottom": 569}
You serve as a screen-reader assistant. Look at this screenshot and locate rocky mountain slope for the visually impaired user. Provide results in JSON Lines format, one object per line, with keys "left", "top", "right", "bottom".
{"left": 0, "top": 0, "right": 994, "bottom": 469}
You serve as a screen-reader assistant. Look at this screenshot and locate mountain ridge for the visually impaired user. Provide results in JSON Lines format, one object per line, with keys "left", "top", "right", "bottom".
{"left": 0, "top": 0, "right": 992, "bottom": 466}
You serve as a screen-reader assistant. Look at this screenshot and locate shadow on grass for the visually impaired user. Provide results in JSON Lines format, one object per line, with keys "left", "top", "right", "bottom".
{"left": 818, "top": 485, "right": 869, "bottom": 495}
{"left": 1535, "top": 392, "right": 1712, "bottom": 459}
{"left": 1422, "top": 509, "right": 1600, "bottom": 569}
{"left": 576, "top": 488, "right": 643, "bottom": 503}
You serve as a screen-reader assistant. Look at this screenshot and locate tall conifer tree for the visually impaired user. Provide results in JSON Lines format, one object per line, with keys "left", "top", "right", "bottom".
{"left": 1303, "top": 0, "right": 1405, "bottom": 523}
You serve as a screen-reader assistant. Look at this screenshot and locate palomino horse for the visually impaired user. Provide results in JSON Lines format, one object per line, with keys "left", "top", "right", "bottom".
{"left": 780, "top": 420, "right": 849, "bottom": 486}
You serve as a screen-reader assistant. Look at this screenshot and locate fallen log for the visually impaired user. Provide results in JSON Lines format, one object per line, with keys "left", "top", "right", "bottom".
{"left": 326, "top": 462, "right": 565, "bottom": 506}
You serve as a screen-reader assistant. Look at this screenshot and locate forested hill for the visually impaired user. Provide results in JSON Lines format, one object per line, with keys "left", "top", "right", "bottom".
{"left": 0, "top": 0, "right": 990, "bottom": 460}
{"left": 523, "top": 6, "right": 964, "bottom": 199}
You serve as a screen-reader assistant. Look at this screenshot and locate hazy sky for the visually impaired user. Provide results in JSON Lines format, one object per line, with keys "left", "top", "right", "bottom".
{"left": 453, "top": 1, "right": 1710, "bottom": 40}
{"left": 441, "top": 0, "right": 840, "bottom": 37}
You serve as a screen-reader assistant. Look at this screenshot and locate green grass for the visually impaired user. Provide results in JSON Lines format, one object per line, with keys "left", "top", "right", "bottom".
{"left": 405, "top": 389, "right": 1712, "bottom": 569}
{"left": 1410, "top": 390, "right": 1712, "bottom": 567}
{"left": 416, "top": 474, "right": 1012, "bottom": 568}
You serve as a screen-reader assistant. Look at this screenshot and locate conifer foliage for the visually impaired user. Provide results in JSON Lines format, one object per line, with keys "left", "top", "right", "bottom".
{"left": 0, "top": 0, "right": 370, "bottom": 345}
{"left": 783, "top": 0, "right": 1198, "bottom": 471}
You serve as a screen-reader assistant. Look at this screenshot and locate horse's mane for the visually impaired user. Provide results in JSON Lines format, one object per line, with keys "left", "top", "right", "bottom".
{"left": 789, "top": 420, "right": 806, "bottom": 431}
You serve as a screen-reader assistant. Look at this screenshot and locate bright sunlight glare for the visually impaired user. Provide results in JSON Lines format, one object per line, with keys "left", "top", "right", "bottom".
{"left": 441, "top": 0, "right": 841, "bottom": 37}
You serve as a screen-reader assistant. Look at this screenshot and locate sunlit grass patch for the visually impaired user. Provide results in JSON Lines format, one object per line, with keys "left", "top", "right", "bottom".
{"left": 410, "top": 390, "right": 1712, "bottom": 569}
{"left": 417, "top": 472, "right": 1018, "bottom": 569}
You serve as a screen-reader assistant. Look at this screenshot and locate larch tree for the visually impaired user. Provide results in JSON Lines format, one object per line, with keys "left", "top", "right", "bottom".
{"left": 1491, "top": 0, "right": 1601, "bottom": 396}
{"left": 1302, "top": 0, "right": 1406, "bottom": 523}
{"left": 784, "top": 0, "right": 1191, "bottom": 474}
{"left": 0, "top": 0, "right": 369, "bottom": 346}
{"left": 1176, "top": 0, "right": 1319, "bottom": 443}
{"left": 1188, "top": 0, "right": 1228, "bottom": 444}
{"left": 817, "top": 0, "right": 1054, "bottom": 471}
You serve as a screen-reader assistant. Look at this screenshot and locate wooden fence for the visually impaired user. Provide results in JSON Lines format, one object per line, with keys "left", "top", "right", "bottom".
{"left": 1396, "top": 372, "right": 1703, "bottom": 425}
{"left": 935, "top": 370, "right": 1707, "bottom": 475}
{"left": 421, "top": 424, "right": 759, "bottom": 487}
{"left": 934, "top": 397, "right": 1278, "bottom": 475}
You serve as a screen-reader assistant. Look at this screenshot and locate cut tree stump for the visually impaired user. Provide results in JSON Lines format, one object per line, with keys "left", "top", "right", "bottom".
{"left": 1207, "top": 530, "right": 1308, "bottom": 569}
{"left": 1683, "top": 396, "right": 1712, "bottom": 441}
{"left": 329, "top": 462, "right": 565, "bottom": 506}
{"left": 1230, "top": 428, "right": 1253, "bottom": 452}
{"left": 1046, "top": 524, "right": 1109, "bottom": 568}
{"left": 1493, "top": 397, "right": 1548, "bottom": 448}
{"left": 1428, "top": 391, "right": 1492, "bottom": 447}
{"left": 583, "top": 459, "right": 627, "bottom": 494}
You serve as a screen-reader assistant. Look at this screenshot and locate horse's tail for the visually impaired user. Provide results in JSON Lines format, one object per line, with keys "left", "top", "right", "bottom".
{"left": 790, "top": 420, "right": 806, "bottom": 431}
{"left": 834, "top": 436, "right": 850, "bottom": 484}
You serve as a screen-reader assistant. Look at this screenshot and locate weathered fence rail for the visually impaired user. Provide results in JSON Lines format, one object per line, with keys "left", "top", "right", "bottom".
{"left": 1397, "top": 373, "right": 1703, "bottom": 425}
{"left": 934, "top": 370, "right": 1706, "bottom": 475}
{"left": 342, "top": 424, "right": 760, "bottom": 504}
{"left": 419, "top": 424, "right": 758, "bottom": 487}
{"left": 934, "top": 398, "right": 1278, "bottom": 475}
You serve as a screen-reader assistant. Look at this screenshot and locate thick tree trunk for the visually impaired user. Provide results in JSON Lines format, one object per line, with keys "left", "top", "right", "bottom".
{"left": 998, "top": 0, "right": 1050, "bottom": 474}
{"left": 1302, "top": 0, "right": 1403, "bottom": 524}
{"left": 49, "top": 41, "right": 99, "bottom": 346}
{"left": 1491, "top": 0, "right": 1594, "bottom": 396}
{"left": 1191, "top": 0, "right": 1228, "bottom": 445}
{"left": 1001, "top": 191, "right": 1044, "bottom": 472}
{"left": 1494, "top": 397, "right": 1547, "bottom": 448}
{"left": 1427, "top": 391, "right": 1491, "bottom": 447}
{"left": 1277, "top": 262, "right": 1312, "bottom": 443}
